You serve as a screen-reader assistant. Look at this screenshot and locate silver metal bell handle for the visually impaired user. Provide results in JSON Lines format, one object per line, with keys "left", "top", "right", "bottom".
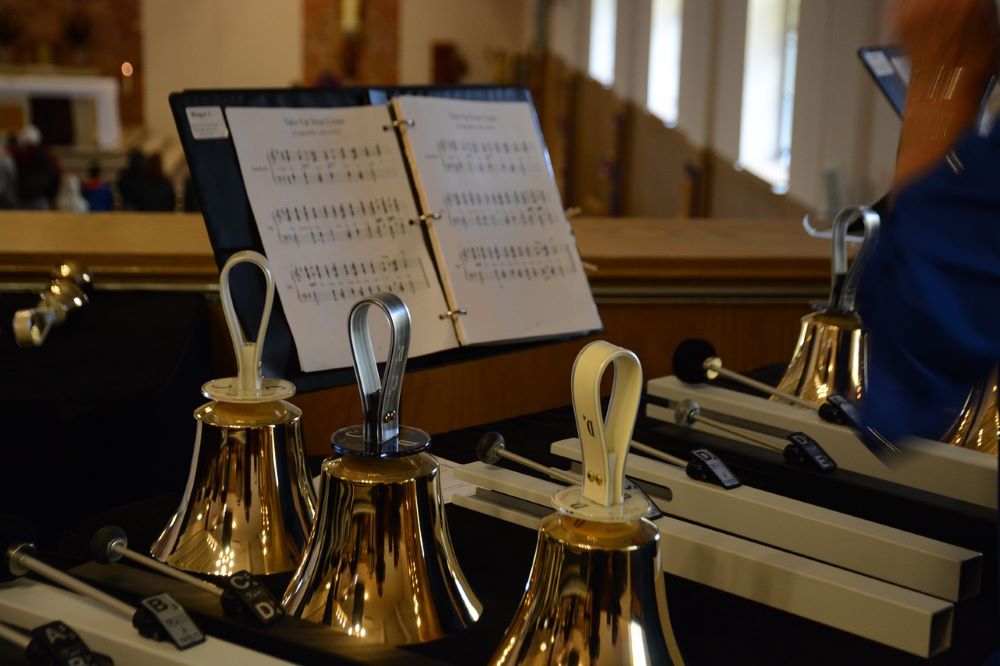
{"left": 830, "top": 205, "right": 880, "bottom": 312}
{"left": 347, "top": 293, "right": 411, "bottom": 449}
{"left": 12, "top": 291, "right": 66, "bottom": 348}
{"left": 219, "top": 250, "right": 275, "bottom": 396}
{"left": 571, "top": 341, "right": 643, "bottom": 507}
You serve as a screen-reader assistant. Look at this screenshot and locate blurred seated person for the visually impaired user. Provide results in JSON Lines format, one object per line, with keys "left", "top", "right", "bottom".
{"left": 13, "top": 125, "right": 61, "bottom": 210}
{"left": 135, "top": 153, "right": 176, "bottom": 212}
{"left": 55, "top": 174, "right": 89, "bottom": 212}
{"left": 118, "top": 148, "right": 145, "bottom": 210}
{"left": 81, "top": 159, "right": 113, "bottom": 212}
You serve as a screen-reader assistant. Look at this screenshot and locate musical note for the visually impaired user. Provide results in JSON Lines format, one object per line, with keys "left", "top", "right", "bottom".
{"left": 289, "top": 252, "right": 432, "bottom": 304}
{"left": 457, "top": 242, "right": 577, "bottom": 285}
{"left": 442, "top": 188, "right": 556, "bottom": 229}
{"left": 435, "top": 137, "right": 541, "bottom": 175}
{"left": 267, "top": 196, "right": 409, "bottom": 246}
{"left": 266, "top": 143, "right": 398, "bottom": 185}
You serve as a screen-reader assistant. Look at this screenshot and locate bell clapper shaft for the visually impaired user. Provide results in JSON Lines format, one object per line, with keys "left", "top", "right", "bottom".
{"left": 7, "top": 544, "right": 134, "bottom": 619}
{"left": 96, "top": 527, "right": 223, "bottom": 598}
{"left": 115, "top": 545, "right": 222, "bottom": 597}
{"left": 675, "top": 400, "right": 785, "bottom": 453}
{"left": 629, "top": 441, "right": 690, "bottom": 469}
{"left": 477, "top": 432, "right": 579, "bottom": 484}
{"left": 704, "top": 358, "right": 818, "bottom": 410}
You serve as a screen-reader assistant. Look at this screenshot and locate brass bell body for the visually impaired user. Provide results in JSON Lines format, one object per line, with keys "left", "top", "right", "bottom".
{"left": 943, "top": 366, "right": 999, "bottom": 455}
{"left": 283, "top": 451, "right": 480, "bottom": 644}
{"left": 775, "top": 310, "right": 865, "bottom": 404}
{"left": 152, "top": 251, "right": 317, "bottom": 575}
{"left": 493, "top": 341, "right": 682, "bottom": 665}
{"left": 776, "top": 206, "right": 878, "bottom": 406}
{"left": 151, "top": 399, "right": 317, "bottom": 575}
{"left": 283, "top": 293, "right": 481, "bottom": 645}
{"left": 493, "top": 513, "right": 672, "bottom": 666}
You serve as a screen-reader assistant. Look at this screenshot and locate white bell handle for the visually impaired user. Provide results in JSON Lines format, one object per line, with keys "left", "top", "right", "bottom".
{"left": 218, "top": 250, "right": 275, "bottom": 397}
{"left": 571, "top": 341, "right": 643, "bottom": 507}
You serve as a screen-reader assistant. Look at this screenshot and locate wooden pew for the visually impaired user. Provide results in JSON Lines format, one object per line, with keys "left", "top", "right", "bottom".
{"left": 619, "top": 103, "right": 706, "bottom": 217}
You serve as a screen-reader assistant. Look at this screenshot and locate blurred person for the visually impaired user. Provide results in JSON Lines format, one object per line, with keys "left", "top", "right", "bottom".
{"left": 135, "top": 153, "right": 175, "bottom": 212}
{"left": 855, "top": 7, "right": 1000, "bottom": 661}
{"left": 0, "top": 132, "right": 17, "bottom": 209}
{"left": 13, "top": 125, "right": 61, "bottom": 209}
{"left": 860, "top": 0, "right": 1000, "bottom": 444}
{"left": 81, "top": 159, "right": 113, "bottom": 212}
{"left": 118, "top": 148, "right": 145, "bottom": 210}
{"left": 54, "top": 174, "right": 89, "bottom": 212}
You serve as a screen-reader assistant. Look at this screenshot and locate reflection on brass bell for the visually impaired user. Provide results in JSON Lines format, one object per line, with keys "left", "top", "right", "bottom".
{"left": 775, "top": 206, "right": 879, "bottom": 405}
{"left": 492, "top": 341, "right": 684, "bottom": 665}
{"left": 283, "top": 293, "right": 481, "bottom": 645}
{"left": 151, "top": 251, "right": 317, "bottom": 575}
{"left": 943, "top": 366, "right": 999, "bottom": 455}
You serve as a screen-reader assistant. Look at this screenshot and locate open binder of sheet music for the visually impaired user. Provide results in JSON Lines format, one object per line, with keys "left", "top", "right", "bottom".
{"left": 226, "top": 96, "right": 600, "bottom": 372}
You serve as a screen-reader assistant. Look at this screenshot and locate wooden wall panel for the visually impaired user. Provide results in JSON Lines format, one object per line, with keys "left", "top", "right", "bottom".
{"left": 538, "top": 53, "right": 577, "bottom": 200}
{"left": 706, "top": 152, "right": 812, "bottom": 219}
{"left": 620, "top": 103, "right": 706, "bottom": 217}
{"left": 569, "top": 77, "right": 625, "bottom": 215}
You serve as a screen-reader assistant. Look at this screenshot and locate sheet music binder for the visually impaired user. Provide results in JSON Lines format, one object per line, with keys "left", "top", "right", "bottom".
{"left": 170, "top": 85, "right": 601, "bottom": 392}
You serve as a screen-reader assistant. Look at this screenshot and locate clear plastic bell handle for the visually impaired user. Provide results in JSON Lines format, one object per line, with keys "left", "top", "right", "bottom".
{"left": 347, "top": 293, "right": 411, "bottom": 452}
{"left": 571, "top": 341, "right": 643, "bottom": 507}
{"left": 12, "top": 291, "right": 67, "bottom": 348}
{"left": 830, "top": 205, "right": 880, "bottom": 313}
{"left": 218, "top": 250, "right": 275, "bottom": 396}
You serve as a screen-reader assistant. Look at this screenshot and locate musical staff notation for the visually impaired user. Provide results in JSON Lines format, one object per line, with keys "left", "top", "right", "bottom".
{"left": 267, "top": 144, "right": 398, "bottom": 185}
{"left": 436, "top": 137, "right": 542, "bottom": 175}
{"left": 290, "top": 253, "right": 433, "bottom": 304}
{"left": 457, "top": 242, "right": 578, "bottom": 284}
{"left": 269, "top": 196, "right": 409, "bottom": 246}
{"left": 442, "top": 188, "right": 556, "bottom": 229}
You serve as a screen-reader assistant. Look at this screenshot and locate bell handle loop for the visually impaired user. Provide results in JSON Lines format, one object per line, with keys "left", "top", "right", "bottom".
{"left": 571, "top": 341, "right": 643, "bottom": 508}
{"left": 347, "top": 293, "right": 411, "bottom": 451}
{"left": 830, "top": 205, "right": 880, "bottom": 312}
{"left": 219, "top": 251, "right": 275, "bottom": 396}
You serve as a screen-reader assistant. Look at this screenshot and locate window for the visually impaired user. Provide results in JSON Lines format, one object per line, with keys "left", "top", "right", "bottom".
{"left": 739, "top": 0, "right": 800, "bottom": 191}
{"left": 588, "top": 0, "right": 617, "bottom": 86}
{"left": 647, "top": 0, "right": 683, "bottom": 126}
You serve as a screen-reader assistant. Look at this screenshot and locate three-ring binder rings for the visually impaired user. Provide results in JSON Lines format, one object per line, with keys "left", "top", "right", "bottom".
{"left": 223, "top": 95, "right": 601, "bottom": 372}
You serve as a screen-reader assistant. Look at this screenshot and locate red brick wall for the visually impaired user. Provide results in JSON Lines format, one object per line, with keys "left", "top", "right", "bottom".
{"left": 302, "top": 0, "right": 397, "bottom": 86}
{"left": 0, "top": 0, "right": 142, "bottom": 126}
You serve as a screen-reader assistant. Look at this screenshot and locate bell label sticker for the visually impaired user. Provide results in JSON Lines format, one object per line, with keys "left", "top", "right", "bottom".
{"left": 691, "top": 448, "right": 741, "bottom": 489}
{"left": 186, "top": 106, "right": 229, "bottom": 140}
{"left": 140, "top": 593, "right": 205, "bottom": 649}
{"left": 30, "top": 620, "right": 105, "bottom": 666}
{"left": 225, "top": 570, "right": 284, "bottom": 625}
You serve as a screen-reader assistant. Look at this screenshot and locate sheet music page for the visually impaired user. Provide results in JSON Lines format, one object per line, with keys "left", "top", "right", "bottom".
{"left": 393, "top": 96, "right": 601, "bottom": 345}
{"left": 225, "top": 106, "right": 458, "bottom": 372}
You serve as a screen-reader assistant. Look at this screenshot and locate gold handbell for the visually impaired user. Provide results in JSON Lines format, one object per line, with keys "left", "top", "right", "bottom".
{"left": 775, "top": 206, "right": 880, "bottom": 405}
{"left": 493, "top": 341, "right": 684, "bottom": 666}
{"left": 282, "top": 293, "right": 481, "bottom": 645}
{"left": 942, "top": 366, "right": 999, "bottom": 455}
{"left": 151, "top": 251, "right": 317, "bottom": 575}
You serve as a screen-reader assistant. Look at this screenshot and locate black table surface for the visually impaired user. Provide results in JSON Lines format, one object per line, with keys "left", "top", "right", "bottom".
{"left": 6, "top": 403, "right": 998, "bottom": 666}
